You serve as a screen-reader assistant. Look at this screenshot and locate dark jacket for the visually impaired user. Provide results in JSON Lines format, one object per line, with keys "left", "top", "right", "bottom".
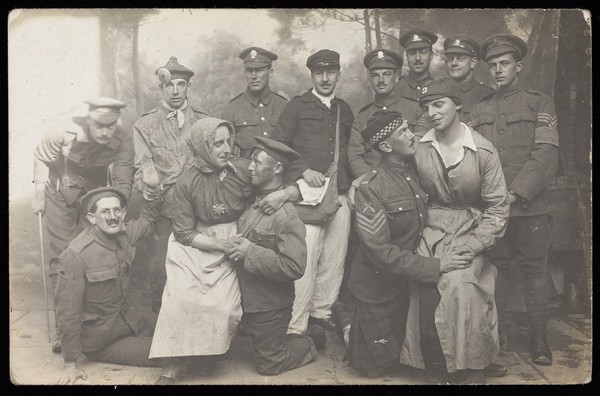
{"left": 348, "top": 89, "right": 430, "bottom": 179}
{"left": 236, "top": 190, "right": 307, "bottom": 313}
{"left": 55, "top": 198, "right": 161, "bottom": 361}
{"left": 271, "top": 90, "right": 354, "bottom": 192}
{"left": 348, "top": 161, "right": 440, "bottom": 304}
{"left": 469, "top": 82, "right": 559, "bottom": 217}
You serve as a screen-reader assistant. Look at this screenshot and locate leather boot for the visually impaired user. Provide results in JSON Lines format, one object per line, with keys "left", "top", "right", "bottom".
{"left": 530, "top": 333, "right": 553, "bottom": 366}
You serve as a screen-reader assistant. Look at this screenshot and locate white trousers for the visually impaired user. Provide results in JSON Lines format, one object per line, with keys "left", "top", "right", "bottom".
{"left": 288, "top": 194, "right": 351, "bottom": 335}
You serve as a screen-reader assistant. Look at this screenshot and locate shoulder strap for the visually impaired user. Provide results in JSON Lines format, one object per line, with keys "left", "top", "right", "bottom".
{"left": 334, "top": 105, "right": 340, "bottom": 164}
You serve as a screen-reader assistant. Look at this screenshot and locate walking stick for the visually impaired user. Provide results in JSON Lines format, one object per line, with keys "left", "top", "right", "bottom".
{"left": 38, "top": 212, "right": 51, "bottom": 342}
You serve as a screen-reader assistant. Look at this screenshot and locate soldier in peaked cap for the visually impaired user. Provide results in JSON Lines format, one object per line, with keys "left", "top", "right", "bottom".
{"left": 227, "top": 136, "right": 323, "bottom": 375}
{"left": 271, "top": 48, "right": 354, "bottom": 337}
{"left": 133, "top": 56, "right": 209, "bottom": 312}
{"left": 32, "top": 96, "right": 134, "bottom": 353}
{"left": 443, "top": 34, "right": 495, "bottom": 124}
{"left": 348, "top": 48, "right": 431, "bottom": 181}
{"left": 395, "top": 30, "right": 438, "bottom": 138}
{"left": 222, "top": 47, "right": 288, "bottom": 159}
{"left": 471, "top": 33, "right": 558, "bottom": 367}
{"left": 54, "top": 160, "right": 167, "bottom": 384}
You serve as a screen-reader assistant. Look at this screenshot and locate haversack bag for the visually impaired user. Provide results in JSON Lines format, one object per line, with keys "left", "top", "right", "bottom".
{"left": 294, "top": 105, "right": 342, "bottom": 224}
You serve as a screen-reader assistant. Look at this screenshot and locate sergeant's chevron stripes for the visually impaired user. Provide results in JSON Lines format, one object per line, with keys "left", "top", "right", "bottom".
{"left": 537, "top": 112, "right": 558, "bottom": 129}
{"left": 356, "top": 210, "right": 386, "bottom": 235}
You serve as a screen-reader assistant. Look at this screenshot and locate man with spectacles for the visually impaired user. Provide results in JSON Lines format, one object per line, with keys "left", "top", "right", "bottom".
{"left": 222, "top": 47, "right": 288, "bottom": 158}
{"left": 54, "top": 159, "right": 165, "bottom": 384}
{"left": 32, "top": 96, "right": 134, "bottom": 353}
{"left": 443, "top": 34, "right": 494, "bottom": 124}
{"left": 133, "top": 56, "right": 209, "bottom": 312}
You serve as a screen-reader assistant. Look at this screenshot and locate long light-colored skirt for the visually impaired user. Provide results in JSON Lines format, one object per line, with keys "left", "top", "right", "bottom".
{"left": 149, "top": 223, "right": 242, "bottom": 358}
{"left": 400, "top": 206, "right": 499, "bottom": 372}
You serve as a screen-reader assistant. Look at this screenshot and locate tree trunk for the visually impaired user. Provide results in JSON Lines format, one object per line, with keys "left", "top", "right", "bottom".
{"left": 373, "top": 9, "right": 382, "bottom": 48}
{"left": 363, "top": 9, "right": 372, "bottom": 53}
{"left": 112, "top": 41, "right": 121, "bottom": 99}
{"left": 132, "top": 20, "right": 143, "bottom": 114}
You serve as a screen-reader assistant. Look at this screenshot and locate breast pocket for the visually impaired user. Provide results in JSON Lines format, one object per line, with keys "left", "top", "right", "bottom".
{"left": 84, "top": 267, "right": 119, "bottom": 304}
{"left": 147, "top": 135, "right": 174, "bottom": 167}
{"left": 234, "top": 117, "right": 260, "bottom": 148}
{"left": 470, "top": 113, "right": 496, "bottom": 129}
{"left": 505, "top": 111, "right": 536, "bottom": 148}
{"left": 382, "top": 197, "right": 416, "bottom": 231}
{"left": 249, "top": 229, "right": 277, "bottom": 251}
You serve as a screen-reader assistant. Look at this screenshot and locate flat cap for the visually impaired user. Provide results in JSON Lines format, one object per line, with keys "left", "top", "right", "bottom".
{"left": 83, "top": 97, "right": 126, "bottom": 125}
{"left": 81, "top": 186, "right": 127, "bottom": 213}
{"left": 419, "top": 77, "right": 463, "bottom": 105}
{"left": 362, "top": 111, "right": 404, "bottom": 147}
{"left": 363, "top": 48, "right": 403, "bottom": 70}
{"left": 155, "top": 56, "right": 194, "bottom": 84}
{"left": 239, "top": 47, "right": 278, "bottom": 68}
{"left": 306, "top": 49, "right": 340, "bottom": 71}
{"left": 400, "top": 30, "right": 438, "bottom": 50}
{"left": 481, "top": 34, "right": 528, "bottom": 61}
{"left": 252, "top": 136, "right": 301, "bottom": 168}
{"left": 444, "top": 34, "right": 480, "bottom": 58}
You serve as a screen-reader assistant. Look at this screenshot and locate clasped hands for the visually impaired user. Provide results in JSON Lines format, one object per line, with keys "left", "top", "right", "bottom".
{"left": 215, "top": 236, "right": 251, "bottom": 263}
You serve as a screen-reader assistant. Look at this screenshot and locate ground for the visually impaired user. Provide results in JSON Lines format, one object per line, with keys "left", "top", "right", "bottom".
{"left": 8, "top": 192, "right": 592, "bottom": 385}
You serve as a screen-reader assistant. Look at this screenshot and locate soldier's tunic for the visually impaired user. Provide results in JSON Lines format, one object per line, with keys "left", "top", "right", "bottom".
{"left": 55, "top": 197, "right": 161, "bottom": 366}
{"left": 33, "top": 117, "right": 135, "bottom": 272}
{"left": 347, "top": 161, "right": 439, "bottom": 370}
{"left": 222, "top": 88, "right": 288, "bottom": 158}
{"left": 133, "top": 100, "right": 209, "bottom": 217}
{"left": 133, "top": 100, "right": 208, "bottom": 307}
{"left": 400, "top": 126, "right": 510, "bottom": 372}
{"left": 236, "top": 188, "right": 317, "bottom": 375}
{"left": 457, "top": 77, "right": 495, "bottom": 124}
{"left": 469, "top": 82, "right": 559, "bottom": 336}
{"left": 395, "top": 73, "right": 434, "bottom": 138}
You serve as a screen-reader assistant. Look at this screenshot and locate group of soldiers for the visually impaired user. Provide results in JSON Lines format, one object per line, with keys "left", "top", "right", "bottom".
{"left": 31, "top": 27, "right": 558, "bottom": 383}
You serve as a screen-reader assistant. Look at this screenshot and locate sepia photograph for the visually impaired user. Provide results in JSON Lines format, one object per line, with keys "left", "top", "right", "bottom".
{"left": 8, "top": 8, "right": 592, "bottom": 385}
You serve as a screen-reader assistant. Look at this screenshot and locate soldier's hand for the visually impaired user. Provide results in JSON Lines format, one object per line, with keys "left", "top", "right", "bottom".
{"left": 141, "top": 155, "right": 161, "bottom": 188}
{"left": 227, "top": 237, "right": 251, "bottom": 262}
{"left": 256, "top": 190, "right": 286, "bottom": 215}
{"left": 31, "top": 183, "right": 46, "bottom": 215}
{"left": 440, "top": 246, "right": 475, "bottom": 274}
{"left": 347, "top": 173, "right": 368, "bottom": 211}
{"left": 57, "top": 360, "right": 87, "bottom": 385}
{"left": 302, "top": 169, "right": 326, "bottom": 188}
{"left": 216, "top": 238, "right": 240, "bottom": 253}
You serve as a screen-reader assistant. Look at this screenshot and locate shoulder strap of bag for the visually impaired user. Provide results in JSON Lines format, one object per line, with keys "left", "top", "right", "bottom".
{"left": 334, "top": 104, "right": 340, "bottom": 164}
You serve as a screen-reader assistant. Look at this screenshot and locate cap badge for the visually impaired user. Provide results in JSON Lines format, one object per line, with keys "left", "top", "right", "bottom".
{"left": 413, "top": 34, "right": 422, "bottom": 42}
{"left": 250, "top": 49, "right": 258, "bottom": 59}
{"left": 377, "top": 50, "right": 384, "bottom": 59}
{"left": 454, "top": 39, "right": 461, "bottom": 45}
